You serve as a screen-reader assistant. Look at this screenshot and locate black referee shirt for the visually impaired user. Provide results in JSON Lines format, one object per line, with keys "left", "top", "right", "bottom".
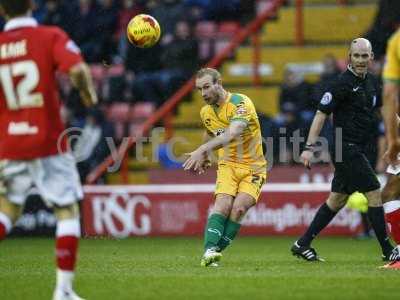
{"left": 317, "top": 67, "right": 381, "bottom": 145}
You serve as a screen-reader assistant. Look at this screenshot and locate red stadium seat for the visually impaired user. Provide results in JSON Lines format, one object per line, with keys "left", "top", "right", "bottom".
{"left": 214, "top": 39, "right": 231, "bottom": 56}
{"left": 217, "top": 22, "right": 240, "bottom": 38}
{"left": 127, "top": 102, "right": 155, "bottom": 137}
{"left": 106, "top": 103, "right": 131, "bottom": 140}
{"left": 195, "top": 21, "right": 218, "bottom": 39}
{"left": 198, "top": 40, "right": 213, "bottom": 61}
{"left": 130, "top": 102, "right": 155, "bottom": 119}
{"left": 107, "top": 64, "right": 125, "bottom": 77}
{"left": 128, "top": 123, "right": 144, "bottom": 137}
{"left": 106, "top": 102, "right": 131, "bottom": 122}
{"left": 90, "top": 64, "right": 106, "bottom": 81}
{"left": 256, "top": 0, "right": 274, "bottom": 16}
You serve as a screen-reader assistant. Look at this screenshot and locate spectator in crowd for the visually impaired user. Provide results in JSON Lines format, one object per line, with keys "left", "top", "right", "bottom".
{"left": 127, "top": 20, "right": 199, "bottom": 106}
{"left": 149, "top": 0, "right": 185, "bottom": 38}
{"left": 364, "top": 0, "right": 400, "bottom": 59}
{"left": 184, "top": 0, "right": 246, "bottom": 22}
{"left": 238, "top": 0, "right": 256, "bottom": 24}
{"left": 312, "top": 54, "right": 341, "bottom": 109}
{"left": 270, "top": 69, "right": 312, "bottom": 163}
{"left": 96, "top": 0, "right": 119, "bottom": 64}
{"left": 0, "top": 16, "right": 4, "bottom": 29}
{"left": 32, "top": 0, "right": 47, "bottom": 23}
{"left": 311, "top": 54, "right": 341, "bottom": 154}
{"left": 117, "top": 0, "right": 144, "bottom": 38}
{"left": 124, "top": 41, "right": 163, "bottom": 103}
{"left": 72, "top": 0, "right": 102, "bottom": 63}
{"left": 279, "top": 68, "right": 313, "bottom": 128}
{"left": 74, "top": 108, "right": 114, "bottom": 181}
{"left": 42, "top": 0, "right": 76, "bottom": 37}
{"left": 158, "top": 20, "right": 199, "bottom": 100}
{"left": 206, "top": 0, "right": 241, "bottom": 21}
{"left": 117, "top": 0, "right": 144, "bottom": 63}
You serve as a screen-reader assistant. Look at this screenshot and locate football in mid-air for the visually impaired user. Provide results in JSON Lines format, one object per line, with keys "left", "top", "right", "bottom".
{"left": 126, "top": 14, "right": 161, "bottom": 48}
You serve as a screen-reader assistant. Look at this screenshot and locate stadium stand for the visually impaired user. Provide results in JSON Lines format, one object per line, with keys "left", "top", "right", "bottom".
{"left": 121, "top": 0, "right": 377, "bottom": 184}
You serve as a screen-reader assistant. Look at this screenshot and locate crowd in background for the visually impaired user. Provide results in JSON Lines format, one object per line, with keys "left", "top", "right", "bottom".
{"left": 0, "top": 0, "right": 255, "bottom": 107}
{"left": 265, "top": 0, "right": 400, "bottom": 168}
{"left": 0, "top": 0, "right": 255, "bottom": 179}
{"left": 0, "top": 0, "right": 399, "bottom": 178}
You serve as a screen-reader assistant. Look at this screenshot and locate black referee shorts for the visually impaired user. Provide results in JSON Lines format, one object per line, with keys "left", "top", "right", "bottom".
{"left": 331, "top": 143, "right": 380, "bottom": 195}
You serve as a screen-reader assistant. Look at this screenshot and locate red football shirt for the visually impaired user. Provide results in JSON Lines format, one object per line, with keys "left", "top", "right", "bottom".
{"left": 0, "top": 17, "right": 83, "bottom": 159}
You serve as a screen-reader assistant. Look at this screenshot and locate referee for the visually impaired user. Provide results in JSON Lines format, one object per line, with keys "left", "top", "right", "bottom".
{"left": 291, "top": 38, "right": 399, "bottom": 262}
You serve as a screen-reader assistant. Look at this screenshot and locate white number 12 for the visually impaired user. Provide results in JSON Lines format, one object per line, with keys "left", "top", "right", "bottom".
{"left": 0, "top": 60, "right": 44, "bottom": 110}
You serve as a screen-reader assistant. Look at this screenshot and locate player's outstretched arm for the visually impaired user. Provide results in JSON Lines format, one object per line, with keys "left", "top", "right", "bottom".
{"left": 69, "top": 62, "right": 98, "bottom": 107}
{"left": 196, "top": 131, "right": 213, "bottom": 174}
{"left": 301, "top": 110, "right": 327, "bottom": 169}
{"left": 183, "top": 121, "right": 246, "bottom": 171}
{"left": 382, "top": 81, "right": 400, "bottom": 164}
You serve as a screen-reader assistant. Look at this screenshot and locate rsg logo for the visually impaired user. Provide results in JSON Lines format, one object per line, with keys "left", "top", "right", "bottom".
{"left": 91, "top": 193, "right": 151, "bottom": 238}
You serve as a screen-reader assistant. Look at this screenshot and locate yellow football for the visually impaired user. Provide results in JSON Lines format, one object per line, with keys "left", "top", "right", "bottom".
{"left": 126, "top": 14, "right": 161, "bottom": 48}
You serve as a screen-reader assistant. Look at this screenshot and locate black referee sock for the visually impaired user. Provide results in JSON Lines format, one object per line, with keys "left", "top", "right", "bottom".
{"left": 367, "top": 206, "right": 393, "bottom": 254}
{"left": 298, "top": 203, "right": 338, "bottom": 247}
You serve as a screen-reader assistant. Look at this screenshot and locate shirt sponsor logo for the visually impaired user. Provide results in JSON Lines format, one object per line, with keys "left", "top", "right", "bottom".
{"left": 320, "top": 92, "right": 332, "bottom": 105}
{"left": 215, "top": 128, "right": 225, "bottom": 136}
{"left": 236, "top": 106, "right": 247, "bottom": 115}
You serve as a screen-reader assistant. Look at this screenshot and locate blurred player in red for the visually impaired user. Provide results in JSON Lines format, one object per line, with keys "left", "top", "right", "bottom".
{"left": 0, "top": 0, "right": 97, "bottom": 298}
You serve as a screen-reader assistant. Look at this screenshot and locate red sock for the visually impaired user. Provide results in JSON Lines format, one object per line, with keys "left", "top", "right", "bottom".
{"left": 0, "top": 212, "right": 12, "bottom": 241}
{"left": 55, "top": 236, "right": 79, "bottom": 271}
{"left": 0, "top": 222, "right": 6, "bottom": 241}
{"left": 386, "top": 208, "right": 400, "bottom": 244}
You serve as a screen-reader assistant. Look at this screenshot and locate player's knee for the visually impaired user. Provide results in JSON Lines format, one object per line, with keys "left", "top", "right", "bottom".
{"left": 213, "top": 201, "right": 232, "bottom": 217}
{"left": 213, "top": 195, "right": 233, "bottom": 217}
{"left": 381, "top": 187, "right": 394, "bottom": 203}
{"left": 365, "top": 189, "right": 382, "bottom": 207}
{"left": 326, "top": 197, "right": 346, "bottom": 211}
{"left": 213, "top": 205, "right": 232, "bottom": 217}
{"left": 230, "top": 206, "right": 247, "bottom": 222}
{"left": 54, "top": 203, "right": 80, "bottom": 220}
{"left": 381, "top": 185, "right": 399, "bottom": 203}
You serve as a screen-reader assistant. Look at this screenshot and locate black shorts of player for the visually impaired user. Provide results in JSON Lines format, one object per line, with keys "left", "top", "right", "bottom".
{"left": 331, "top": 143, "right": 380, "bottom": 195}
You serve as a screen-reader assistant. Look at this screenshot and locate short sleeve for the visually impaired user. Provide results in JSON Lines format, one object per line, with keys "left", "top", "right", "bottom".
{"left": 317, "top": 81, "right": 344, "bottom": 115}
{"left": 52, "top": 28, "right": 83, "bottom": 73}
{"left": 383, "top": 32, "right": 400, "bottom": 83}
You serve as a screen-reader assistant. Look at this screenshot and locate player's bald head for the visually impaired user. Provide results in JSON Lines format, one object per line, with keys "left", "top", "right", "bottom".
{"left": 0, "top": 0, "right": 31, "bottom": 18}
{"left": 350, "top": 38, "right": 372, "bottom": 54}
{"left": 348, "top": 37, "right": 373, "bottom": 76}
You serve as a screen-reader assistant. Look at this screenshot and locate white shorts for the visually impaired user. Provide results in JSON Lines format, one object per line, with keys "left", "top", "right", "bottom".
{"left": 387, "top": 164, "right": 400, "bottom": 176}
{"left": 0, "top": 153, "right": 83, "bottom": 206}
{"left": 386, "top": 153, "right": 400, "bottom": 175}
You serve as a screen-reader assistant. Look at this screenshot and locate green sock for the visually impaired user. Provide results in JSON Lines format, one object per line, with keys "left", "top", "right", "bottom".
{"left": 204, "top": 213, "right": 227, "bottom": 250}
{"left": 217, "top": 219, "right": 241, "bottom": 252}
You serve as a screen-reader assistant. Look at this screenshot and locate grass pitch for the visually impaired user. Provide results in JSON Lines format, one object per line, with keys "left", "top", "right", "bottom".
{"left": 0, "top": 237, "right": 399, "bottom": 300}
